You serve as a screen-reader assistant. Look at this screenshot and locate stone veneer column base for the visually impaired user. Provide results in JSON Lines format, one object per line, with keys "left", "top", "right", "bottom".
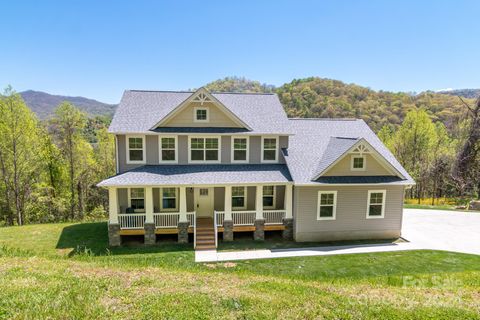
{"left": 108, "top": 223, "right": 121, "bottom": 247}
{"left": 178, "top": 221, "right": 190, "bottom": 243}
{"left": 144, "top": 222, "right": 156, "bottom": 245}
{"left": 254, "top": 219, "right": 265, "bottom": 241}
{"left": 223, "top": 220, "right": 234, "bottom": 242}
{"left": 282, "top": 218, "right": 294, "bottom": 240}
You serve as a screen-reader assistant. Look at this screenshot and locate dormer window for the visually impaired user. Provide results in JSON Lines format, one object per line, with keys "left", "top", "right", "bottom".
{"left": 351, "top": 155, "right": 366, "bottom": 171}
{"left": 194, "top": 107, "right": 209, "bottom": 122}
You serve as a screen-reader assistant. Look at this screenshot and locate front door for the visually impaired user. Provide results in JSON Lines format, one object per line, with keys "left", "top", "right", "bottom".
{"left": 195, "top": 187, "right": 214, "bottom": 217}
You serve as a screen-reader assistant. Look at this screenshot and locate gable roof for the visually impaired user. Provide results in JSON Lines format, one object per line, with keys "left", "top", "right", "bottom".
{"left": 108, "top": 89, "right": 291, "bottom": 134}
{"left": 151, "top": 88, "right": 252, "bottom": 130}
{"left": 283, "top": 119, "right": 414, "bottom": 185}
{"left": 312, "top": 138, "right": 404, "bottom": 180}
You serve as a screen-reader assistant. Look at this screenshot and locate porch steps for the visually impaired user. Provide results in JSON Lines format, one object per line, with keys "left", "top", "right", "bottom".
{"left": 195, "top": 218, "right": 216, "bottom": 251}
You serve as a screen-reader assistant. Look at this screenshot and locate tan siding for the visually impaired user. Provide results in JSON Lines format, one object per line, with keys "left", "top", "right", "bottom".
{"left": 163, "top": 102, "right": 242, "bottom": 127}
{"left": 118, "top": 188, "right": 128, "bottom": 213}
{"left": 214, "top": 187, "right": 225, "bottom": 211}
{"left": 324, "top": 153, "right": 392, "bottom": 176}
{"left": 294, "top": 185, "right": 405, "bottom": 241}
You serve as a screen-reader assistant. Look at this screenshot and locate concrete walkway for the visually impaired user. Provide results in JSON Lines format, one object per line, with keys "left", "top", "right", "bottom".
{"left": 195, "top": 208, "right": 480, "bottom": 263}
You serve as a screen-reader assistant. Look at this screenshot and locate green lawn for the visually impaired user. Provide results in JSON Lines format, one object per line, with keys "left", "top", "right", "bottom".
{"left": 1, "top": 222, "right": 480, "bottom": 319}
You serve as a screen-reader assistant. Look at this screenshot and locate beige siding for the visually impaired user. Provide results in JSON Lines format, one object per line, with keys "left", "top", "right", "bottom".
{"left": 294, "top": 185, "right": 405, "bottom": 241}
{"left": 324, "top": 154, "right": 392, "bottom": 176}
{"left": 163, "top": 102, "right": 242, "bottom": 127}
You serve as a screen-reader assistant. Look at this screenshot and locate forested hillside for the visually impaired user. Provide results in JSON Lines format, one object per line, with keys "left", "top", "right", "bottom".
{"left": 20, "top": 90, "right": 117, "bottom": 119}
{"left": 206, "top": 77, "right": 480, "bottom": 204}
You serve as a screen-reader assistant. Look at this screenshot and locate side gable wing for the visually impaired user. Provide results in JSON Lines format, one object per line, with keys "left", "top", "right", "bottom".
{"left": 312, "top": 138, "right": 406, "bottom": 181}
{"left": 150, "top": 88, "right": 252, "bottom": 130}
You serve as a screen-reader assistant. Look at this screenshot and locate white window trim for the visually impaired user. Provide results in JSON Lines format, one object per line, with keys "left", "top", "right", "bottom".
{"left": 263, "top": 185, "right": 276, "bottom": 209}
{"left": 128, "top": 187, "right": 146, "bottom": 213}
{"left": 193, "top": 106, "right": 209, "bottom": 122}
{"left": 126, "top": 135, "right": 146, "bottom": 164}
{"left": 351, "top": 155, "right": 366, "bottom": 171}
{"left": 231, "top": 136, "right": 250, "bottom": 163}
{"left": 317, "top": 191, "right": 337, "bottom": 221}
{"left": 261, "top": 136, "right": 279, "bottom": 163}
{"left": 188, "top": 136, "right": 221, "bottom": 163}
{"left": 366, "top": 190, "right": 386, "bottom": 219}
{"left": 232, "top": 186, "right": 247, "bottom": 210}
{"left": 160, "top": 187, "right": 178, "bottom": 212}
{"left": 158, "top": 135, "right": 178, "bottom": 164}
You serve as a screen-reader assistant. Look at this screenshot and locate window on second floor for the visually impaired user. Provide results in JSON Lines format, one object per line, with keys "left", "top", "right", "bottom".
{"left": 261, "top": 137, "right": 278, "bottom": 163}
{"left": 189, "top": 137, "right": 220, "bottom": 163}
{"left": 351, "top": 155, "right": 366, "bottom": 171}
{"left": 127, "top": 136, "right": 145, "bottom": 164}
{"left": 159, "top": 137, "right": 177, "bottom": 163}
{"left": 231, "top": 137, "right": 249, "bottom": 163}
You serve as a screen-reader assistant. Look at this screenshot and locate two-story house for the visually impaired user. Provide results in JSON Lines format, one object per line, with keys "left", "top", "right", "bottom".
{"left": 98, "top": 88, "right": 414, "bottom": 250}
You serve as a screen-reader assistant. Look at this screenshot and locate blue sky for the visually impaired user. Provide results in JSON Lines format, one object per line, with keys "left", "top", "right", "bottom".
{"left": 1, "top": 0, "right": 479, "bottom": 103}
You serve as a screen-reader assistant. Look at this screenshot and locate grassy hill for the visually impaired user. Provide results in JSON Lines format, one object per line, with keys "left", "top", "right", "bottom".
{"left": 0, "top": 221, "right": 480, "bottom": 318}
{"left": 20, "top": 90, "right": 117, "bottom": 119}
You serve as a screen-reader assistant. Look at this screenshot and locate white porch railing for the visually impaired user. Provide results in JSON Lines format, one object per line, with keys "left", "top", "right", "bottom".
{"left": 118, "top": 213, "right": 146, "bottom": 229}
{"left": 193, "top": 212, "right": 197, "bottom": 249}
{"left": 214, "top": 210, "right": 218, "bottom": 248}
{"left": 153, "top": 212, "right": 197, "bottom": 228}
{"left": 153, "top": 212, "right": 179, "bottom": 228}
{"left": 187, "top": 212, "right": 195, "bottom": 227}
{"left": 263, "top": 210, "right": 286, "bottom": 225}
{"left": 215, "top": 212, "right": 225, "bottom": 227}
{"left": 232, "top": 210, "right": 256, "bottom": 226}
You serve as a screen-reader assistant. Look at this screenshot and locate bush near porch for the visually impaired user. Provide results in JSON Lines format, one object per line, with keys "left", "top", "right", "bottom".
{"left": 1, "top": 222, "right": 480, "bottom": 319}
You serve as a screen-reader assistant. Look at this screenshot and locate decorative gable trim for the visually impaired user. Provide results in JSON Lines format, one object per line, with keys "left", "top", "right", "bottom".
{"left": 312, "top": 138, "right": 406, "bottom": 181}
{"left": 150, "top": 87, "right": 252, "bottom": 130}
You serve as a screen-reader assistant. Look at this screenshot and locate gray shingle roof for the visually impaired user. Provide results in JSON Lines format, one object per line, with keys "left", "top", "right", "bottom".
{"left": 97, "top": 164, "right": 292, "bottom": 187}
{"left": 315, "top": 176, "right": 411, "bottom": 185}
{"left": 108, "top": 90, "right": 291, "bottom": 134}
{"left": 283, "top": 119, "right": 414, "bottom": 185}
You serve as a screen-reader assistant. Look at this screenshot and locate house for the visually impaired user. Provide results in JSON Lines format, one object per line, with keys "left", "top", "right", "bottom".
{"left": 98, "top": 88, "right": 414, "bottom": 250}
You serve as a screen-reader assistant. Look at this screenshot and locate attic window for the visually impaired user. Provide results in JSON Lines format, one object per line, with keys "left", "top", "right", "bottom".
{"left": 194, "top": 107, "right": 209, "bottom": 122}
{"left": 351, "top": 155, "right": 366, "bottom": 171}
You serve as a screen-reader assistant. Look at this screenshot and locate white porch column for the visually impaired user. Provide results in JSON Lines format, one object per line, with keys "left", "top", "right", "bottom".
{"left": 145, "top": 187, "right": 154, "bottom": 223}
{"left": 224, "top": 185, "right": 232, "bottom": 220}
{"left": 179, "top": 186, "right": 187, "bottom": 222}
{"left": 285, "top": 184, "right": 293, "bottom": 219}
{"left": 108, "top": 187, "right": 119, "bottom": 224}
{"left": 255, "top": 185, "right": 263, "bottom": 219}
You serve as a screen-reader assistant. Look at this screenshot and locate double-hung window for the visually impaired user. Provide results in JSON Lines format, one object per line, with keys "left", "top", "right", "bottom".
{"left": 317, "top": 191, "right": 337, "bottom": 220}
{"left": 161, "top": 188, "right": 178, "bottom": 211}
{"left": 232, "top": 137, "right": 249, "bottom": 163}
{"left": 159, "top": 137, "right": 177, "bottom": 162}
{"left": 263, "top": 186, "right": 275, "bottom": 209}
{"left": 127, "top": 136, "right": 145, "bottom": 164}
{"left": 261, "top": 137, "right": 278, "bottom": 162}
{"left": 189, "top": 137, "right": 220, "bottom": 162}
{"left": 232, "top": 186, "right": 247, "bottom": 210}
{"left": 367, "top": 190, "right": 386, "bottom": 218}
{"left": 129, "top": 188, "right": 145, "bottom": 212}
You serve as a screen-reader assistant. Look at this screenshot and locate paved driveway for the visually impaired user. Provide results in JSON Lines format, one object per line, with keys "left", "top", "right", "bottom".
{"left": 402, "top": 208, "right": 480, "bottom": 255}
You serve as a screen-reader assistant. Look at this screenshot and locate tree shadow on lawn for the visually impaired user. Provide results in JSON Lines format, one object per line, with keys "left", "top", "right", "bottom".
{"left": 56, "top": 221, "right": 192, "bottom": 257}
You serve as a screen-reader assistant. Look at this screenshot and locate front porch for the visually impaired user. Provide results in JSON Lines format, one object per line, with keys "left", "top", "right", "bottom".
{"left": 107, "top": 184, "right": 293, "bottom": 247}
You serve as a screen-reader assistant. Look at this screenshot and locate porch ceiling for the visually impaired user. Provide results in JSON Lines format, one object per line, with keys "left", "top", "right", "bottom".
{"left": 97, "top": 164, "right": 292, "bottom": 187}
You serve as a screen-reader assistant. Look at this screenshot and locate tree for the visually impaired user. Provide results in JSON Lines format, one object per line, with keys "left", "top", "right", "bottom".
{"left": 0, "top": 87, "right": 42, "bottom": 225}
{"left": 453, "top": 97, "right": 480, "bottom": 198}
{"left": 50, "top": 102, "right": 87, "bottom": 220}
{"left": 390, "top": 109, "right": 438, "bottom": 201}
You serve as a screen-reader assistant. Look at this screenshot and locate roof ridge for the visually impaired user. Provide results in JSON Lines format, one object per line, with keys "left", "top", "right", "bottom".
{"left": 127, "top": 89, "right": 275, "bottom": 96}
{"left": 288, "top": 118, "right": 359, "bottom": 121}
